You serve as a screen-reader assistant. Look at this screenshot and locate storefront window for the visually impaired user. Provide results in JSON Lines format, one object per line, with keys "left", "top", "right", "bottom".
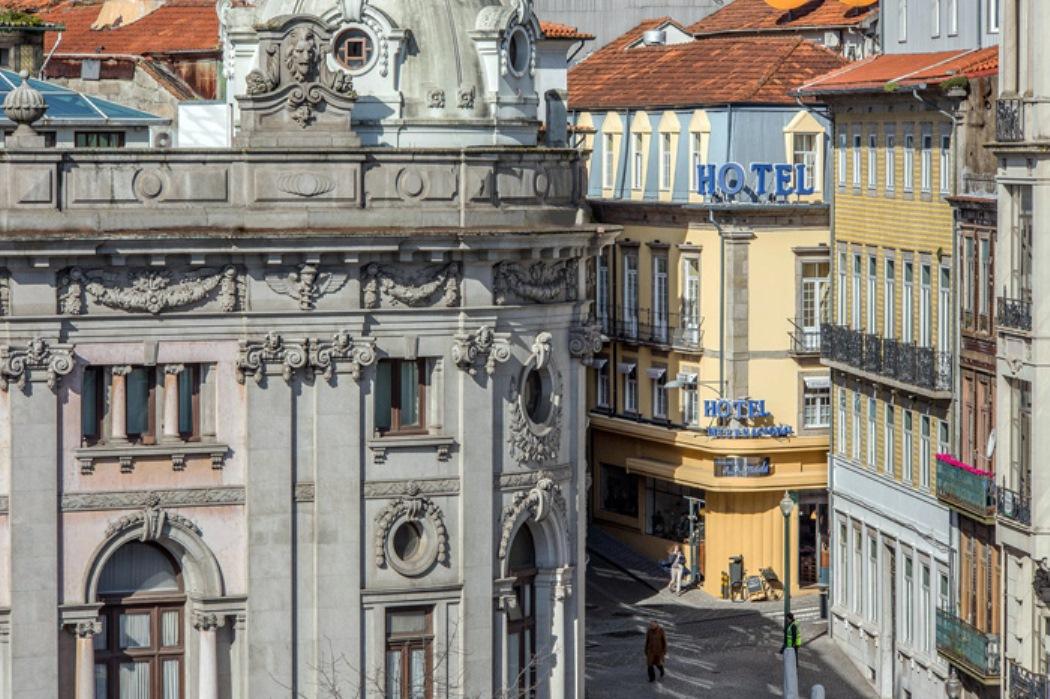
{"left": 644, "top": 478, "right": 703, "bottom": 542}
{"left": 599, "top": 464, "right": 638, "bottom": 519}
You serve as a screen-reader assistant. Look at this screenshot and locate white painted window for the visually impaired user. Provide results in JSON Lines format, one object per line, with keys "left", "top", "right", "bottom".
{"left": 867, "top": 536, "right": 878, "bottom": 620}
{"left": 623, "top": 250, "right": 638, "bottom": 339}
{"left": 867, "top": 256, "right": 877, "bottom": 332}
{"left": 867, "top": 131, "right": 877, "bottom": 189}
{"left": 904, "top": 133, "right": 915, "bottom": 192}
{"left": 921, "top": 133, "right": 932, "bottom": 192}
{"left": 920, "top": 263, "right": 932, "bottom": 347}
{"left": 659, "top": 133, "right": 672, "bottom": 191}
{"left": 801, "top": 261, "right": 829, "bottom": 348}
{"left": 903, "top": 261, "right": 914, "bottom": 343}
{"left": 921, "top": 415, "right": 931, "bottom": 488}
{"left": 837, "top": 252, "right": 847, "bottom": 325}
{"left": 838, "top": 132, "right": 847, "bottom": 186}
{"left": 682, "top": 256, "right": 701, "bottom": 345}
{"left": 838, "top": 522, "right": 848, "bottom": 604}
{"left": 803, "top": 380, "right": 831, "bottom": 429}
{"left": 852, "top": 133, "right": 861, "bottom": 187}
{"left": 689, "top": 132, "right": 704, "bottom": 191}
{"left": 651, "top": 369, "right": 667, "bottom": 418}
{"left": 899, "top": 0, "right": 908, "bottom": 41}
{"left": 867, "top": 397, "right": 877, "bottom": 467}
{"left": 932, "top": 0, "right": 941, "bottom": 36}
{"left": 884, "top": 404, "right": 895, "bottom": 475}
{"left": 948, "top": 0, "right": 958, "bottom": 35}
{"left": 852, "top": 254, "right": 862, "bottom": 330}
{"left": 938, "top": 419, "right": 950, "bottom": 457}
{"left": 938, "top": 570, "right": 950, "bottom": 610}
{"left": 652, "top": 253, "right": 669, "bottom": 343}
{"left": 988, "top": 0, "right": 1000, "bottom": 32}
{"left": 938, "top": 266, "right": 951, "bottom": 352}
{"left": 596, "top": 252, "right": 610, "bottom": 332}
{"left": 853, "top": 528, "right": 863, "bottom": 613}
{"left": 903, "top": 556, "right": 915, "bottom": 644}
{"left": 884, "top": 259, "right": 896, "bottom": 339}
{"left": 939, "top": 134, "right": 951, "bottom": 193}
{"left": 603, "top": 133, "right": 615, "bottom": 188}
{"left": 838, "top": 389, "right": 847, "bottom": 454}
{"left": 904, "top": 411, "right": 914, "bottom": 483}
{"left": 885, "top": 131, "right": 896, "bottom": 191}
{"left": 631, "top": 133, "right": 644, "bottom": 190}
{"left": 852, "top": 393, "right": 861, "bottom": 460}
{"left": 920, "top": 563, "right": 932, "bottom": 652}
{"left": 624, "top": 365, "right": 638, "bottom": 413}
{"left": 682, "top": 384, "right": 699, "bottom": 427}
{"left": 793, "top": 133, "right": 817, "bottom": 191}
{"left": 596, "top": 359, "right": 610, "bottom": 409}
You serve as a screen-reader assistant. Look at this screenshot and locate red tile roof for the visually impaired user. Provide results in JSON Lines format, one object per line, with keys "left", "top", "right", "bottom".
{"left": 690, "top": 0, "right": 876, "bottom": 36}
{"left": 798, "top": 45, "right": 999, "bottom": 95}
{"left": 0, "top": 0, "right": 62, "bottom": 12}
{"left": 40, "top": 0, "right": 219, "bottom": 56}
{"left": 569, "top": 22, "right": 847, "bottom": 110}
{"left": 540, "top": 20, "right": 594, "bottom": 41}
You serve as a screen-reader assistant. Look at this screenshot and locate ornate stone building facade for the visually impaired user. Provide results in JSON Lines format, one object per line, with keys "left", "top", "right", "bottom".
{"left": 0, "top": 1, "right": 607, "bottom": 697}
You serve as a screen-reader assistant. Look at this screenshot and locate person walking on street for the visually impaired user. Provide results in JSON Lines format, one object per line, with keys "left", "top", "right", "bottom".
{"left": 780, "top": 612, "right": 801, "bottom": 665}
{"left": 644, "top": 620, "right": 667, "bottom": 682}
{"left": 667, "top": 544, "right": 685, "bottom": 595}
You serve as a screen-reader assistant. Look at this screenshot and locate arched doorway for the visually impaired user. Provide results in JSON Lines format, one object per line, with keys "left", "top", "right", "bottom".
{"left": 94, "top": 541, "right": 186, "bottom": 699}
{"left": 507, "top": 525, "right": 537, "bottom": 699}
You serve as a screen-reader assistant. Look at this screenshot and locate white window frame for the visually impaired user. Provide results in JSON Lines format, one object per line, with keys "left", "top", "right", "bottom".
{"left": 920, "top": 415, "right": 931, "bottom": 489}
{"left": 867, "top": 256, "right": 877, "bottom": 333}
{"left": 867, "top": 397, "right": 877, "bottom": 467}
{"left": 885, "top": 130, "right": 896, "bottom": 192}
{"left": 903, "top": 261, "right": 914, "bottom": 344}
{"left": 652, "top": 253, "right": 669, "bottom": 344}
{"left": 659, "top": 132, "right": 672, "bottom": 191}
{"left": 903, "top": 555, "right": 915, "bottom": 644}
{"left": 920, "top": 562, "right": 932, "bottom": 652}
{"left": 689, "top": 132, "right": 704, "bottom": 191}
{"left": 938, "top": 419, "right": 950, "bottom": 457}
{"left": 838, "top": 521, "right": 848, "bottom": 604}
{"left": 899, "top": 0, "right": 908, "bottom": 42}
{"left": 803, "top": 381, "right": 831, "bottom": 429}
{"left": 623, "top": 249, "right": 639, "bottom": 339}
{"left": 651, "top": 372, "right": 667, "bottom": 419}
{"left": 938, "top": 265, "right": 951, "bottom": 353}
{"left": 904, "top": 411, "right": 914, "bottom": 483}
{"left": 853, "top": 528, "right": 863, "bottom": 613}
{"left": 603, "top": 133, "right": 616, "bottom": 189}
{"left": 837, "top": 251, "right": 847, "bottom": 325}
{"left": 838, "top": 389, "right": 847, "bottom": 454}
{"left": 624, "top": 366, "right": 638, "bottom": 413}
{"left": 596, "top": 360, "right": 610, "bottom": 409}
{"left": 867, "top": 535, "right": 878, "bottom": 620}
{"left": 921, "top": 133, "right": 933, "bottom": 193}
{"left": 631, "top": 133, "right": 644, "bottom": 191}
{"left": 852, "top": 393, "right": 861, "bottom": 460}
{"left": 932, "top": 0, "right": 941, "bottom": 37}
{"left": 948, "top": 0, "right": 958, "bottom": 35}
{"left": 596, "top": 251, "right": 610, "bottom": 331}
{"left": 884, "top": 258, "right": 896, "bottom": 340}
{"left": 885, "top": 404, "right": 895, "bottom": 475}
{"left": 682, "top": 384, "right": 699, "bottom": 427}
{"left": 939, "top": 133, "right": 951, "bottom": 194}
{"left": 793, "top": 132, "right": 817, "bottom": 192}
{"left": 867, "top": 131, "right": 877, "bottom": 189}
{"left": 920, "top": 263, "right": 932, "bottom": 347}
{"left": 681, "top": 255, "right": 701, "bottom": 345}
{"left": 904, "top": 133, "right": 915, "bottom": 192}
{"left": 852, "top": 132, "right": 862, "bottom": 187}
{"left": 838, "top": 132, "right": 847, "bottom": 187}
{"left": 852, "top": 254, "right": 862, "bottom": 330}
{"left": 988, "top": 0, "right": 1000, "bottom": 33}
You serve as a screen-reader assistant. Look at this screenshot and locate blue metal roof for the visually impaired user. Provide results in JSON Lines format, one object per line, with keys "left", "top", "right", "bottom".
{"left": 0, "top": 69, "right": 166, "bottom": 126}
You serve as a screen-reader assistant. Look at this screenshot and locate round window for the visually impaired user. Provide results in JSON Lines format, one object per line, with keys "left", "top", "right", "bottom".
{"left": 333, "top": 27, "right": 376, "bottom": 73}
{"left": 392, "top": 521, "right": 425, "bottom": 563}
{"left": 506, "top": 26, "right": 531, "bottom": 76}
{"left": 521, "top": 368, "right": 551, "bottom": 424}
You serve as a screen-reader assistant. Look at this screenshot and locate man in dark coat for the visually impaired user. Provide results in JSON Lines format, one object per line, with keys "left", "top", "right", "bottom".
{"left": 644, "top": 620, "right": 667, "bottom": 682}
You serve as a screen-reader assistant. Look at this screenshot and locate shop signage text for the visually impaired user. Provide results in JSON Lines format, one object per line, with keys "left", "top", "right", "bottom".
{"left": 703, "top": 398, "right": 794, "bottom": 439}
{"left": 714, "top": 456, "right": 772, "bottom": 478}
{"left": 696, "top": 162, "right": 815, "bottom": 198}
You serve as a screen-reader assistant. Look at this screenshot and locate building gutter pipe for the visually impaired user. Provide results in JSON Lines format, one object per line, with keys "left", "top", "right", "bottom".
{"left": 39, "top": 30, "right": 62, "bottom": 78}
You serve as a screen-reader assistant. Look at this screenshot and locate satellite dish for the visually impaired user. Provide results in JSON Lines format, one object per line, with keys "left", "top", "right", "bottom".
{"left": 986, "top": 429, "right": 997, "bottom": 460}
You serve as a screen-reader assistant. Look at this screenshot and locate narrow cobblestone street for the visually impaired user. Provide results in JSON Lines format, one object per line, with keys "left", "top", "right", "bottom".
{"left": 585, "top": 554, "right": 879, "bottom": 698}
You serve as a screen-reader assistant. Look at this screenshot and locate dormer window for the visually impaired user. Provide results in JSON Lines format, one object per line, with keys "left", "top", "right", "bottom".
{"left": 334, "top": 27, "right": 376, "bottom": 73}
{"left": 506, "top": 26, "right": 531, "bottom": 76}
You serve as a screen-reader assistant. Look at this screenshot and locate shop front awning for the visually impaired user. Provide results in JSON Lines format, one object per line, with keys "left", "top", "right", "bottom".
{"left": 664, "top": 372, "right": 698, "bottom": 389}
{"left": 646, "top": 367, "right": 667, "bottom": 380}
{"left": 617, "top": 362, "right": 636, "bottom": 375}
{"left": 803, "top": 375, "right": 831, "bottom": 390}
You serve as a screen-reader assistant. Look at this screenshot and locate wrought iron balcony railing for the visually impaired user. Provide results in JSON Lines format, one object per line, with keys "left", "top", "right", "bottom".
{"left": 936, "top": 455, "right": 996, "bottom": 522}
{"left": 789, "top": 318, "right": 821, "bottom": 355}
{"left": 998, "top": 485, "right": 1032, "bottom": 526}
{"left": 862, "top": 333, "right": 883, "bottom": 373}
{"left": 998, "top": 296, "right": 1032, "bottom": 332}
{"left": 1009, "top": 659, "right": 1049, "bottom": 699}
{"left": 613, "top": 306, "right": 703, "bottom": 351}
{"left": 936, "top": 608, "right": 1001, "bottom": 680}
{"left": 821, "top": 326, "right": 953, "bottom": 393}
{"left": 997, "top": 98, "right": 1024, "bottom": 142}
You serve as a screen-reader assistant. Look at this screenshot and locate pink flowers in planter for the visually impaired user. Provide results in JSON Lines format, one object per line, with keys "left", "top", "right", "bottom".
{"left": 935, "top": 453, "right": 994, "bottom": 479}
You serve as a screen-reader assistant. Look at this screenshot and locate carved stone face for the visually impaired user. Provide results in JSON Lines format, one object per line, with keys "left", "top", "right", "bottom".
{"left": 286, "top": 30, "right": 317, "bottom": 83}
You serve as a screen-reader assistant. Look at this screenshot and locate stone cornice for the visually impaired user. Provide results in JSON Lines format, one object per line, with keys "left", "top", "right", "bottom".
{"left": 61, "top": 487, "right": 245, "bottom": 512}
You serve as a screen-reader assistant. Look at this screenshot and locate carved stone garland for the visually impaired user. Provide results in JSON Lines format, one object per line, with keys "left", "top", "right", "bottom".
{"left": 451, "top": 325, "right": 511, "bottom": 376}
{"left": 0, "top": 337, "right": 75, "bottom": 391}
{"left": 493, "top": 259, "right": 578, "bottom": 305}
{"left": 58, "top": 266, "right": 241, "bottom": 315}
{"left": 237, "top": 330, "right": 377, "bottom": 383}
{"left": 374, "top": 485, "right": 450, "bottom": 576}
{"left": 105, "top": 493, "right": 202, "bottom": 541}
{"left": 361, "top": 262, "right": 461, "bottom": 309}
{"left": 498, "top": 475, "right": 566, "bottom": 559}
{"left": 568, "top": 322, "right": 605, "bottom": 366}
{"left": 507, "top": 333, "right": 562, "bottom": 466}
{"left": 264, "top": 263, "right": 349, "bottom": 310}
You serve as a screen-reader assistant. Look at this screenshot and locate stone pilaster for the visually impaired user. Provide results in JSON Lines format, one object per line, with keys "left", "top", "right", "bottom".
{"left": 723, "top": 230, "right": 754, "bottom": 400}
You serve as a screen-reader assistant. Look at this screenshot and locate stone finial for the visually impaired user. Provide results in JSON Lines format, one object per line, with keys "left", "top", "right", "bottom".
{"left": 3, "top": 70, "right": 46, "bottom": 127}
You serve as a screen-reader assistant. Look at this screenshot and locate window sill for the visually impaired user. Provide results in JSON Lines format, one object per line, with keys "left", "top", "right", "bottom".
{"left": 75, "top": 441, "right": 229, "bottom": 475}
{"left": 367, "top": 434, "right": 456, "bottom": 464}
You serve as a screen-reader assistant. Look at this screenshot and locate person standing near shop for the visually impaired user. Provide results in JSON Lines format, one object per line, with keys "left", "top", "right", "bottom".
{"left": 644, "top": 620, "right": 667, "bottom": 682}
{"left": 666, "top": 544, "right": 685, "bottom": 595}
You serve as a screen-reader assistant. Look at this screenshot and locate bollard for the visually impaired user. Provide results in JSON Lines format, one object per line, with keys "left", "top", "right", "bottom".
{"left": 810, "top": 685, "right": 825, "bottom": 699}
{"left": 783, "top": 648, "right": 799, "bottom": 699}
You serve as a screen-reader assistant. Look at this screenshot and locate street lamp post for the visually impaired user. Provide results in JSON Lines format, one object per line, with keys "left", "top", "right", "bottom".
{"left": 779, "top": 491, "right": 794, "bottom": 620}
{"left": 945, "top": 667, "right": 962, "bottom": 698}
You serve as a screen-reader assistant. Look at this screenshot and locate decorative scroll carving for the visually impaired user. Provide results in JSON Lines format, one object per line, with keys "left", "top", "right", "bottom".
{"left": 364, "top": 478, "right": 460, "bottom": 499}
{"left": 193, "top": 612, "right": 222, "bottom": 631}
{"left": 0, "top": 337, "right": 75, "bottom": 391}
{"left": 236, "top": 332, "right": 308, "bottom": 384}
{"left": 508, "top": 380, "right": 562, "bottom": 466}
{"left": 309, "top": 331, "right": 376, "bottom": 381}
{"left": 361, "top": 262, "right": 461, "bottom": 309}
{"left": 105, "top": 493, "right": 202, "bottom": 541}
{"left": 264, "top": 263, "right": 349, "bottom": 310}
{"left": 496, "top": 465, "right": 569, "bottom": 490}
{"left": 568, "top": 322, "right": 605, "bottom": 366}
{"left": 374, "top": 486, "right": 450, "bottom": 576}
{"left": 493, "top": 259, "right": 578, "bottom": 305}
{"left": 531, "top": 331, "right": 553, "bottom": 370}
{"left": 0, "top": 273, "right": 8, "bottom": 316}
{"left": 58, "top": 266, "right": 240, "bottom": 315}
{"left": 451, "top": 325, "right": 511, "bottom": 376}
{"left": 76, "top": 620, "right": 102, "bottom": 638}
{"left": 62, "top": 487, "right": 245, "bottom": 511}
{"left": 498, "top": 475, "right": 566, "bottom": 559}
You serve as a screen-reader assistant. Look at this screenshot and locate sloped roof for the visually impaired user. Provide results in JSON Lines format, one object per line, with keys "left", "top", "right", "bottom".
{"left": 569, "top": 20, "right": 847, "bottom": 110}
{"left": 39, "top": 0, "right": 219, "bottom": 55}
{"left": 797, "top": 45, "right": 999, "bottom": 95}
{"left": 690, "top": 0, "right": 877, "bottom": 36}
{"left": 0, "top": 67, "right": 165, "bottom": 123}
{"left": 540, "top": 20, "right": 594, "bottom": 41}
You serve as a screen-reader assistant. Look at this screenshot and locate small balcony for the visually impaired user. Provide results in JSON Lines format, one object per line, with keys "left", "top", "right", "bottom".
{"left": 998, "top": 486, "right": 1032, "bottom": 527}
{"left": 996, "top": 98, "right": 1024, "bottom": 143}
{"left": 936, "top": 609, "right": 1001, "bottom": 683}
{"left": 1009, "top": 659, "right": 1049, "bottom": 699}
{"left": 789, "top": 318, "right": 821, "bottom": 355}
{"left": 613, "top": 306, "right": 703, "bottom": 352}
{"left": 998, "top": 296, "right": 1032, "bottom": 332}
{"left": 822, "top": 326, "right": 952, "bottom": 395}
{"left": 862, "top": 333, "right": 883, "bottom": 373}
{"left": 936, "top": 455, "right": 997, "bottom": 523}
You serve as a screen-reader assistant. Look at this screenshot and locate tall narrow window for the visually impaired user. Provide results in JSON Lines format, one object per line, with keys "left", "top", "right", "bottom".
{"left": 939, "top": 419, "right": 951, "bottom": 460}
{"left": 977, "top": 238, "right": 990, "bottom": 324}
{"left": 506, "top": 529, "right": 537, "bottom": 697}
{"left": 689, "top": 132, "right": 704, "bottom": 191}
{"left": 801, "top": 261, "right": 829, "bottom": 351}
{"left": 904, "top": 133, "right": 915, "bottom": 192}
{"left": 899, "top": 0, "right": 908, "bottom": 41}
{"left": 938, "top": 266, "right": 951, "bottom": 352}
{"left": 852, "top": 254, "right": 862, "bottom": 330}
{"left": 867, "top": 397, "right": 877, "bottom": 467}
{"left": 659, "top": 133, "right": 672, "bottom": 191}
{"left": 622, "top": 250, "right": 638, "bottom": 339}
{"left": 867, "top": 256, "right": 877, "bottom": 333}
{"left": 838, "top": 522, "right": 848, "bottom": 604}
{"left": 624, "top": 365, "right": 638, "bottom": 414}
{"left": 385, "top": 608, "right": 433, "bottom": 699}
{"left": 838, "top": 132, "right": 847, "bottom": 187}
{"left": 837, "top": 251, "right": 847, "bottom": 325}
{"left": 920, "top": 564, "right": 932, "bottom": 652}
{"left": 596, "top": 252, "right": 610, "bottom": 333}
{"left": 595, "top": 359, "right": 610, "bottom": 409}
{"left": 903, "top": 261, "right": 915, "bottom": 343}
{"left": 903, "top": 557, "right": 915, "bottom": 644}
{"left": 652, "top": 253, "right": 669, "bottom": 343}
{"left": 920, "top": 263, "right": 932, "bottom": 347}
{"left": 884, "top": 259, "right": 896, "bottom": 339}
{"left": 939, "top": 134, "right": 951, "bottom": 193}
{"left": 793, "top": 133, "right": 817, "bottom": 191}
{"left": 948, "top": 0, "right": 958, "bottom": 35}
{"left": 921, "top": 132, "right": 932, "bottom": 193}
{"left": 375, "top": 359, "right": 428, "bottom": 435}
{"left": 682, "top": 381, "right": 699, "bottom": 427}
{"left": 852, "top": 132, "right": 861, "bottom": 187}
{"left": 853, "top": 529, "right": 863, "bottom": 613}
{"left": 903, "top": 411, "right": 914, "bottom": 483}
{"left": 988, "top": 0, "right": 1000, "bottom": 32}
{"left": 838, "top": 389, "right": 847, "bottom": 453}
{"left": 631, "top": 133, "right": 644, "bottom": 190}
{"left": 920, "top": 415, "right": 931, "bottom": 489}
{"left": 603, "top": 134, "right": 615, "bottom": 188}
{"left": 931, "top": 0, "right": 941, "bottom": 36}
{"left": 852, "top": 393, "right": 861, "bottom": 460}
{"left": 803, "top": 378, "right": 830, "bottom": 429}
{"left": 177, "top": 365, "right": 200, "bottom": 440}
{"left": 682, "top": 256, "right": 701, "bottom": 346}
{"left": 126, "top": 367, "right": 156, "bottom": 444}
{"left": 885, "top": 130, "right": 896, "bottom": 192}
{"left": 884, "top": 404, "right": 895, "bottom": 475}
{"left": 651, "top": 368, "right": 668, "bottom": 419}
{"left": 867, "top": 537, "right": 878, "bottom": 619}
{"left": 867, "top": 131, "right": 877, "bottom": 189}
{"left": 82, "top": 366, "right": 105, "bottom": 445}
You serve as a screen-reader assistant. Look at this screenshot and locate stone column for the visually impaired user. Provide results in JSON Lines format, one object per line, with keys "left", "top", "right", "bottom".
{"left": 74, "top": 621, "right": 99, "bottom": 699}
{"left": 162, "top": 364, "right": 183, "bottom": 441}
{"left": 194, "top": 612, "right": 221, "bottom": 699}
{"left": 110, "top": 365, "right": 131, "bottom": 441}
{"left": 551, "top": 567, "right": 573, "bottom": 699}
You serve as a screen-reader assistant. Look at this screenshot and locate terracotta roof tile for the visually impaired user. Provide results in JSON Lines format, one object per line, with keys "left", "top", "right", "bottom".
{"left": 569, "top": 29, "right": 847, "bottom": 110}
{"left": 798, "top": 46, "right": 999, "bottom": 95}
{"left": 690, "top": 0, "right": 877, "bottom": 35}
{"left": 0, "top": 0, "right": 63, "bottom": 12}
{"left": 540, "top": 20, "right": 594, "bottom": 41}
{"left": 39, "top": 0, "right": 219, "bottom": 55}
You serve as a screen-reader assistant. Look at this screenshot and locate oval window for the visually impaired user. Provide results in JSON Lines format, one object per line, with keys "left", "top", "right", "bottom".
{"left": 392, "top": 520, "right": 425, "bottom": 563}
{"left": 521, "top": 368, "right": 551, "bottom": 424}
{"left": 333, "top": 27, "right": 376, "bottom": 72}
{"left": 507, "top": 26, "right": 530, "bottom": 76}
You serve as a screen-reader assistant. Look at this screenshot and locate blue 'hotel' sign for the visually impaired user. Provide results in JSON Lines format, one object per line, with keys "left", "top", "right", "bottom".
{"left": 696, "top": 162, "right": 815, "bottom": 198}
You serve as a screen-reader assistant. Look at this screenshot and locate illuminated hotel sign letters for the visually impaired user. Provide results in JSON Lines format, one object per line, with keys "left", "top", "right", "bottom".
{"left": 703, "top": 398, "right": 795, "bottom": 439}
{"left": 696, "top": 162, "right": 815, "bottom": 198}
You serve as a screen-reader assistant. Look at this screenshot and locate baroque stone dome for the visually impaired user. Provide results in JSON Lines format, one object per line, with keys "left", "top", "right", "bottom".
{"left": 226, "top": 0, "right": 555, "bottom": 146}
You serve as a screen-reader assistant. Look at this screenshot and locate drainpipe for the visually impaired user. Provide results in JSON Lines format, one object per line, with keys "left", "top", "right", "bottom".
{"left": 616, "top": 108, "right": 632, "bottom": 199}
{"left": 39, "top": 31, "right": 63, "bottom": 78}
